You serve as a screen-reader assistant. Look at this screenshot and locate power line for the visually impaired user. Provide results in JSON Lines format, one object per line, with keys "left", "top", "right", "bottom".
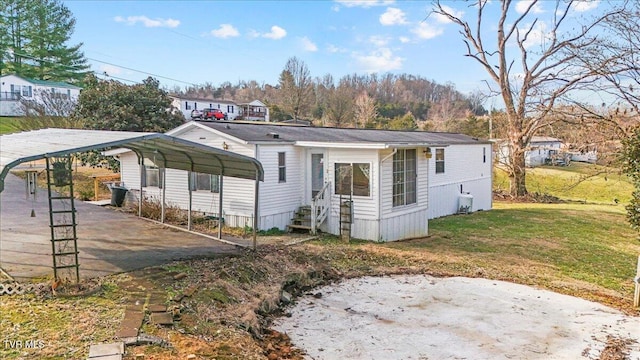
{"left": 85, "top": 57, "right": 198, "bottom": 86}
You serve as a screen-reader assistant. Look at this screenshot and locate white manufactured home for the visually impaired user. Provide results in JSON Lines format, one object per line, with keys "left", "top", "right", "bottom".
{"left": 170, "top": 95, "right": 241, "bottom": 120}
{"left": 114, "top": 121, "right": 492, "bottom": 242}
{"left": 0, "top": 74, "right": 81, "bottom": 116}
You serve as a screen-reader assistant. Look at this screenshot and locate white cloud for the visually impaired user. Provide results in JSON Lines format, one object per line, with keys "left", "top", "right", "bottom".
{"left": 354, "top": 48, "right": 403, "bottom": 73}
{"left": 114, "top": 15, "right": 180, "bottom": 28}
{"left": 98, "top": 64, "right": 122, "bottom": 76}
{"left": 520, "top": 21, "right": 550, "bottom": 49}
{"left": 411, "top": 22, "right": 444, "bottom": 40}
{"left": 515, "top": 0, "right": 544, "bottom": 14}
{"left": 369, "top": 35, "right": 390, "bottom": 47}
{"left": 571, "top": 0, "right": 599, "bottom": 12}
{"left": 380, "top": 7, "right": 407, "bottom": 26}
{"left": 300, "top": 37, "right": 318, "bottom": 52}
{"left": 334, "top": 0, "right": 395, "bottom": 8}
{"left": 263, "top": 25, "right": 287, "bottom": 39}
{"left": 399, "top": 36, "right": 410, "bottom": 43}
{"left": 433, "top": 5, "right": 464, "bottom": 24}
{"left": 327, "top": 44, "right": 348, "bottom": 53}
{"left": 210, "top": 24, "right": 239, "bottom": 38}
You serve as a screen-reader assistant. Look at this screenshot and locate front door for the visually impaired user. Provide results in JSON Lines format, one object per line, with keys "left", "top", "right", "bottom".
{"left": 311, "top": 153, "right": 324, "bottom": 200}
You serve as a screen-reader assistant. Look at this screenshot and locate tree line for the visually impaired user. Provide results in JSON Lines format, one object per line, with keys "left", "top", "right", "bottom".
{"left": 175, "top": 56, "right": 486, "bottom": 131}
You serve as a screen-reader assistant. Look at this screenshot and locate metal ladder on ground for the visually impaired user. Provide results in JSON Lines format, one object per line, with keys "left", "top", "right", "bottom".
{"left": 45, "top": 156, "right": 80, "bottom": 283}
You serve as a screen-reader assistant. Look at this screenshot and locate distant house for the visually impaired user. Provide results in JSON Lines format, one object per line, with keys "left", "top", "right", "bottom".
{"left": 497, "top": 136, "right": 567, "bottom": 167}
{"left": 238, "top": 100, "right": 270, "bottom": 122}
{"left": 0, "top": 74, "right": 81, "bottom": 116}
{"left": 111, "top": 121, "right": 492, "bottom": 242}
{"left": 170, "top": 95, "right": 241, "bottom": 121}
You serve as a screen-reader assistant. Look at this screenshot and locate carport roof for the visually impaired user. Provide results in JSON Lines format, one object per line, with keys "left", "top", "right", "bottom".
{"left": 0, "top": 128, "right": 264, "bottom": 193}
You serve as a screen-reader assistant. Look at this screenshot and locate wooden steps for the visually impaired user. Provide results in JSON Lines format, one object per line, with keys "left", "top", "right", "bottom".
{"left": 287, "top": 206, "right": 313, "bottom": 233}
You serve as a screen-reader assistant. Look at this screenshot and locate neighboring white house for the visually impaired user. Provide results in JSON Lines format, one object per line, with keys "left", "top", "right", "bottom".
{"left": 238, "top": 100, "right": 270, "bottom": 122}
{"left": 112, "top": 121, "right": 492, "bottom": 242}
{"left": 0, "top": 74, "right": 81, "bottom": 116}
{"left": 170, "top": 95, "right": 241, "bottom": 120}
{"left": 497, "top": 136, "right": 566, "bottom": 167}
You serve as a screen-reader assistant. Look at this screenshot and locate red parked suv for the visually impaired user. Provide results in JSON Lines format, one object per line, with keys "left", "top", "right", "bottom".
{"left": 190, "top": 108, "right": 227, "bottom": 121}
{"left": 202, "top": 108, "right": 227, "bottom": 120}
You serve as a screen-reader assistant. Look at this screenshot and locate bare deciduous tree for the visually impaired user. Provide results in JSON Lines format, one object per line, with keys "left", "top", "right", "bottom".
{"left": 433, "top": 0, "right": 630, "bottom": 196}
{"left": 19, "top": 88, "right": 77, "bottom": 117}
{"left": 354, "top": 91, "right": 377, "bottom": 128}
{"left": 278, "top": 56, "right": 314, "bottom": 121}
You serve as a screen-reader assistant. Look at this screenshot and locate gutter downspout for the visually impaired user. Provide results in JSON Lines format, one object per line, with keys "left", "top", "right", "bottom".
{"left": 380, "top": 148, "right": 397, "bottom": 163}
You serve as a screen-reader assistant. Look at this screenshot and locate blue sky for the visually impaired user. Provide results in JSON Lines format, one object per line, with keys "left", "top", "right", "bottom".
{"left": 63, "top": 0, "right": 603, "bottom": 97}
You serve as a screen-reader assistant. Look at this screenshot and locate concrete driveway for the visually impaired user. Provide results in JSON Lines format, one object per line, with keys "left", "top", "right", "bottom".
{"left": 0, "top": 173, "right": 239, "bottom": 281}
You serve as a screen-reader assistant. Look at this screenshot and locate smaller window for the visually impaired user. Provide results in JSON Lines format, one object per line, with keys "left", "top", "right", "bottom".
{"left": 483, "top": 147, "right": 486, "bottom": 163}
{"left": 435, "top": 149, "right": 445, "bottom": 174}
{"left": 22, "top": 85, "right": 32, "bottom": 97}
{"left": 143, "top": 166, "right": 164, "bottom": 188}
{"left": 194, "top": 102, "right": 197, "bottom": 110}
{"left": 278, "top": 152, "right": 286, "bottom": 183}
{"left": 185, "top": 101, "right": 191, "bottom": 110}
{"left": 190, "top": 172, "right": 220, "bottom": 193}
{"left": 228, "top": 105, "right": 234, "bottom": 113}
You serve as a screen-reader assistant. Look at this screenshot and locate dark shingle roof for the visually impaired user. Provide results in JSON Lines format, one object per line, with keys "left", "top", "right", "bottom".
{"left": 196, "top": 121, "right": 489, "bottom": 146}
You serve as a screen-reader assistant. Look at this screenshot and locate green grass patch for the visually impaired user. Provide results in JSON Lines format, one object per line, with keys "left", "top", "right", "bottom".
{"left": 494, "top": 163, "right": 633, "bottom": 204}
{"left": 0, "top": 117, "right": 21, "bottom": 134}
{"left": 386, "top": 202, "right": 639, "bottom": 293}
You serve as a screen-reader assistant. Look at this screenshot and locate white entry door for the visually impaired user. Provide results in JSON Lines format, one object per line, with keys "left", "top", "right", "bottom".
{"left": 310, "top": 153, "right": 324, "bottom": 200}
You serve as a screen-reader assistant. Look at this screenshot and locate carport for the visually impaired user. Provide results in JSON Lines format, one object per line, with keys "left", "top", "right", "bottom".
{"left": 0, "top": 128, "right": 264, "bottom": 281}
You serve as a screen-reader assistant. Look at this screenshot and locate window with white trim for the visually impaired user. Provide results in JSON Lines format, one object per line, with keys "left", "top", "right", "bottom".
{"left": 335, "top": 163, "right": 370, "bottom": 197}
{"left": 393, "top": 149, "right": 417, "bottom": 207}
{"left": 435, "top": 148, "right": 445, "bottom": 174}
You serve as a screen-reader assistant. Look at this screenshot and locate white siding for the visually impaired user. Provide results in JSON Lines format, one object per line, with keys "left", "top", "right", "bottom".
{"left": 171, "top": 97, "right": 240, "bottom": 120}
{"left": 428, "top": 144, "right": 492, "bottom": 219}
{"left": 0, "top": 74, "right": 80, "bottom": 116}
{"left": 379, "top": 148, "right": 430, "bottom": 241}
{"left": 324, "top": 148, "right": 380, "bottom": 241}
{"left": 117, "top": 127, "right": 305, "bottom": 230}
{"left": 256, "top": 144, "right": 303, "bottom": 230}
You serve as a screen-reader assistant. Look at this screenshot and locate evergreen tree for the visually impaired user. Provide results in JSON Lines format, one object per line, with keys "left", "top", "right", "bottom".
{"left": 0, "top": 0, "right": 88, "bottom": 84}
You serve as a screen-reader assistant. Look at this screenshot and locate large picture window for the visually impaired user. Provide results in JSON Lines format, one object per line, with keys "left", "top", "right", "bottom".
{"left": 393, "top": 149, "right": 417, "bottom": 207}
{"left": 435, "top": 148, "right": 445, "bottom": 174}
{"left": 190, "top": 172, "right": 220, "bottom": 193}
{"left": 335, "top": 163, "right": 370, "bottom": 197}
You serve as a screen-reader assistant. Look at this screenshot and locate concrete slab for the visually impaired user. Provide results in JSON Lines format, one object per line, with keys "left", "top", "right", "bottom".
{"left": 0, "top": 173, "right": 239, "bottom": 280}
{"left": 88, "top": 342, "right": 124, "bottom": 358}
{"left": 148, "top": 304, "right": 167, "bottom": 313}
{"left": 273, "top": 275, "right": 640, "bottom": 360}
{"left": 115, "top": 310, "right": 144, "bottom": 339}
{"left": 150, "top": 312, "right": 173, "bottom": 326}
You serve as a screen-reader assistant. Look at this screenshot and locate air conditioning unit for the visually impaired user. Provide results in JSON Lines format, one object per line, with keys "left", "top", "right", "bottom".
{"left": 458, "top": 193, "right": 473, "bottom": 214}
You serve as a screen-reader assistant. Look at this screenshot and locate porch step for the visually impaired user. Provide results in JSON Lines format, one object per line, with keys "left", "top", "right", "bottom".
{"left": 287, "top": 224, "right": 312, "bottom": 231}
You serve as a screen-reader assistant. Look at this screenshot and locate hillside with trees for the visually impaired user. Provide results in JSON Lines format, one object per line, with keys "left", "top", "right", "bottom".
{"left": 175, "top": 59, "right": 486, "bottom": 132}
